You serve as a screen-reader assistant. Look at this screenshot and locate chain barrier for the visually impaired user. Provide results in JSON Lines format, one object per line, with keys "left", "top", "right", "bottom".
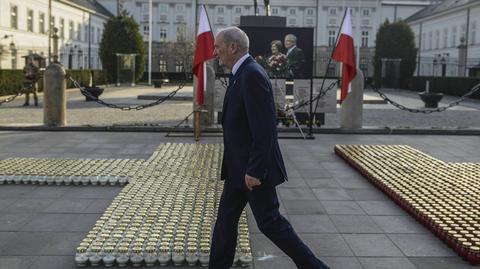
{"left": 66, "top": 75, "right": 186, "bottom": 111}
{"left": 286, "top": 80, "right": 338, "bottom": 112}
{"left": 370, "top": 82, "right": 480, "bottom": 114}
{"left": 0, "top": 83, "right": 34, "bottom": 105}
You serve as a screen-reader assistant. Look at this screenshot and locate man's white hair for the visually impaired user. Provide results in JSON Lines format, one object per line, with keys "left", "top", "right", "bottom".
{"left": 217, "top": 27, "right": 249, "bottom": 51}
{"left": 285, "top": 34, "right": 297, "bottom": 45}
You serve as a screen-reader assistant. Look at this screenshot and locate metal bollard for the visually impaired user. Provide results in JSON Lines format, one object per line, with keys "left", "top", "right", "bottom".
{"left": 43, "top": 62, "right": 66, "bottom": 126}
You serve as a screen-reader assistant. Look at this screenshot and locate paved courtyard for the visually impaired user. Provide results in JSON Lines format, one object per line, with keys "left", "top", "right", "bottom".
{"left": 0, "top": 131, "right": 478, "bottom": 269}
{"left": 0, "top": 84, "right": 479, "bottom": 129}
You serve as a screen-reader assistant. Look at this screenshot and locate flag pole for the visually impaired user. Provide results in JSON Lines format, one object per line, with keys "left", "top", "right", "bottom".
{"left": 312, "top": 8, "right": 349, "bottom": 117}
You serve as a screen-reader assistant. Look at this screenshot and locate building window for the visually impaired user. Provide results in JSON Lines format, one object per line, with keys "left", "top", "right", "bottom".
{"left": 159, "top": 59, "right": 167, "bottom": 72}
{"left": 329, "top": 8, "right": 336, "bottom": 16}
{"left": 452, "top": 26, "right": 457, "bottom": 47}
{"left": 77, "top": 23, "right": 82, "bottom": 41}
{"left": 141, "top": 3, "right": 148, "bottom": 13}
{"left": 422, "top": 33, "right": 426, "bottom": 50}
{"left": 460, "top": 24, "right": 466, "bottom": 41}
{"left": 27, "top": 9, "right": 34, "bottom": 32}
{"left": 11, "top": 49, "right": 17, "bottom": 69}
{"left": 289, "top": 9, "right": 296, "bottom": 15}
{"left": 11, "top": 5, "right": 18, "bottom": 29}
{"left": 217, "top": 16, "right": 225, "bottom": 24}
{"left": 51, "top": 15, "right": 55, "bottom": 30}
{"left": 176, "top": 25, "right": 186, "bottom": 42}
{"left": 39, "top": 12, "right": 45, "bottom": 34}
{"left": 288, "top": 18, "right": 297, "bottom": 26}
{"left": 175, "top": 60, "right": 184, "bottom": 72}
{"left": 361, "top": 31, "right": 369, "bottom": 47}
{"left": 217, "top": 7, "right": 224, "bottom": 14}
{"left": 305, "top": 18, "right": 314, "bottom": 26}
{"left": 362, "top": 8, "right": 370, "bottom": 16}
{"left": 328, "top": 18, "right": 337, "bottom": 26}
{"left": 443, "top": 28, "right": 448, "bottom": 48}
{"left": 69, "top": 21, "right": 74, "bottom": 40}
{"left": 272, "top": 7, "right": 278, "bottom": 15}
{"left": 159, "top": 4, "right": 168, "bottom": 13}
{"left": 160, "top": 28, "right": 167, "bottom": 41}
{"left": 176, "top": 4, "right": 185, "bottom": 12}
{"left": 143, "top": 25, "right": 149, "bottom": 37}
{"left": 97, "top": 28, "right": 101, "bottom": 43}
{"left": 328, "top": 30, "right": 336, "bottom": 47}
{"left": 235, "top": 7, "right": 242, "bottom": 14}
{"left": 234, "top": 17, "right": 240, "bottom": 25}
{"left": 471, "top": 21, "right": 476, "bottom": 44}
{"left": 307, "top": 9, "right": 314, "bottom": 16}
{"left": 435, "top": 30, "right": 440, "bottom": 49}
{"left": 428, "top": 31, "right": 432, "bottom": 50}
{"left": 59, "top": 18, "right": 65, "bottom": 39}
{"left": 84, "top": 25, "right": 89, "bottom": 42}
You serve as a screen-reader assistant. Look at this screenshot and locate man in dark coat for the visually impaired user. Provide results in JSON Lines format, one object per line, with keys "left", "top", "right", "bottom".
{"left": 284, "top": 34, "right": 306, "bottom": 78}
{"left": 209, "top": 26, "right": 329, "bottom": 269}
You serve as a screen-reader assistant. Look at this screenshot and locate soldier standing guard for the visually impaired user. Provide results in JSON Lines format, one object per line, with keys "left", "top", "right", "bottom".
{"left": 22, "top": 56, "right": 40, "bottom": 106}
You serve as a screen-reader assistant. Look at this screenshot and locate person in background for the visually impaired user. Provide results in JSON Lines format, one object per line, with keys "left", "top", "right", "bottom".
{"left": 22, "top": 56, "right": 40, "bottom": 107}
{"left": 284, "top": 34, "right": 306, "bottom": 78}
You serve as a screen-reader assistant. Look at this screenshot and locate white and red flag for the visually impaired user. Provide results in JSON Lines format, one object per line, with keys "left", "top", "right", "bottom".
{"left": 332, "top": 8, "right": 357, "bottom": 104}
{"left": 192, "top": 5, "right": 215, "bottom": 106}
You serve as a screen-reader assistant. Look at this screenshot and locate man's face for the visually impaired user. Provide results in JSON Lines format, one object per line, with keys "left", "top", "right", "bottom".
{"left": 214, "top": 35, "right": 234, "bottom": 70}
{"left": 284, "top": 37, "right": 294, "bottom": 49}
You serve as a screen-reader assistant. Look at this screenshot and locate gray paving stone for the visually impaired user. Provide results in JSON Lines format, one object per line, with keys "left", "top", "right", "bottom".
{"left": 288, "top": 215, "right": 338, "bottom": 233}
{"left": 253, "top": 255, "right": 296, "bottom": 269}
{"left": 63, "top": 186, "right": 122, "bottom": 199}
{"left": 313, "top": 188, "right": 353, "bottom": 201}
{"left": 20, "top": 213, "right": 100, "bottom": 232}
{"left": 293, "top": 161, "right": 323, "bottom": 170}
{"left": 42, "top": 199, "right": 95, "bottom": 213}
{"left": 278, "top": 177, "right": 308, "bottom": 188}
{"left": 358, "top": 257, "right": 417, "bottom": 269}
{"left": 28, "top": 186, "right": 69, "bottom": 198}
{"left": 345, "top": 188, "right": 388, "bottom": 201}
{"left": 343, "top": 234, "right": 403, "bottom": 257}
{"left": 305, "top": 178, "right": 341, "bottom": 188}
{"left": 0, "top": 256, "right": 33, "bottom": 269}
{"left": 388, "top": 234, "right": 456, "bottom": 257}
{"left": 357, "top": 201, "right": 406, "bottom": 216}
{"left": 330, "top": 215, "right": 383, "bottom": 233}
{"left": 0, "top": 198, "right": 17, "bottom": 210}
{"left": 300, "top": 169, "right": 332, "bottom": 178}
{"left": 372, "top": 216, "right": 428, "bottom": 234}
{"left": 0, "top": 213, "right": 36, "bottom": 231}
{"left": 0, "top": 185, "right": 37, "bottom": 197}
{"left": 0, "top": 232, "right": 84, "bottom": 255}
{"left": 84, "top": 199, "right": 116, "bottom": 213}
{"left": 278, "top": 188, "right": 317, "bottom": 200}
{"left": 5, "top": 198, "right": 56, "bottom": 213}
{"left": 335, "top": 177, "right": 374, "bottom": 189}
{"left": 0, "top": 232, "right": 17, "bottom": 249}
{"left": 283, "top": 200, "right": 326, "bottom": 215}
{"left": 320, "top": 201, "right": 366, "bottom": 215}
{"left": 301, "top": 234, "right": 354, "bottom": 257}
{"left": 318, "top": 257, "right": 363, "bottom": 269}
{"left": 251, "top": 233, "right": 284, "bottom": 256}
{"left": 27, "top": 256, "right": 76, "bottom": 269}
{"left": 409, "top": 257, "right": 479, "bottom": 269}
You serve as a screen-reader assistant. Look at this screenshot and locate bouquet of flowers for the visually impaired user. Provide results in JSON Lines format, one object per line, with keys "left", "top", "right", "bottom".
{"left": 256, "top": 54, "right": 292, "bottom": 78}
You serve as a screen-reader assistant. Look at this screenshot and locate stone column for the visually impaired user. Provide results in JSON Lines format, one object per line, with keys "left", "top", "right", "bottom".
{"left": 340, "top": 68, "right": 364, "bottom": 129}
{"left": 202, "top": 63, "right": 215, "bottom": 126}
{"left": 43, "top": 62, "right": 66, "bottom": 126}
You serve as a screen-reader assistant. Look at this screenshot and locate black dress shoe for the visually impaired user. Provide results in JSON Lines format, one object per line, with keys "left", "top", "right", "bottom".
{"left": 23, "top": 103, "right": 29, "bottom": 106}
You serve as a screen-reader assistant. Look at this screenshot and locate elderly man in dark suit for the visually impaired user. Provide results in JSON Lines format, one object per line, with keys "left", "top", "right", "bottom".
{"left": 284, "top": 34, "right": 306, "bottom": 78}
{"left": 209, "top": 26, "right": 329, "bottom": 269}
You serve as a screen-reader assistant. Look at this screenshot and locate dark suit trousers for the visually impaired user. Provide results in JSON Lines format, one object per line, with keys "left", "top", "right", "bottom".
{"left": 209, "top": 181, "right": 330, "bottom": 269}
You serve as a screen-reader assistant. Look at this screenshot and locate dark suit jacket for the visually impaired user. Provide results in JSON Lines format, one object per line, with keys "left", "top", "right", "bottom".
{"left": 221, "top": 55, "right": 288, "bottom": 188}
{"left": 287, "top": 46, "right": 305, "bottom": 78}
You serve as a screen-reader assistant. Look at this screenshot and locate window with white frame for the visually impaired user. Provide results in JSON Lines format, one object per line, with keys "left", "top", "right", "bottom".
{"left": 234, "top": 17, "right": 240, "bottom": 25}
{"left": 77, "top": 23, "right": 82, "bottom": 40}
{"left": 442, "top": 28, "right": 447, "bottom": 48}
{"left": 289, "top": 8, "right": 296, "bottom": 15}
{"left": 39, "top": 12, "right": 45, "bottom": 34}
{"left": 422, "top": 33, "right": 426, "bottom": 50}
{"left": 84, "top": 25, "right": 88, "bottom": 42}
{"left": 97, "top": 28, "right": 101, "bottom": 43}
{"left": 452, "top": 26, "right": 457, "bottom": 47}
{"left": 428, "top": 31, "right": 432, "bottom": 50}
{"left": 51, "top": 15, "right": 55, "bottom": 29}
{"left": 160, "top": 28, "right": 167, "bottom": 41}
{"left": 69, "top": 21, "right": 74, "bottom": 40}
{"left": 159, "top": 59, "right": 167, "bottom": 72}
{"left": 307, "top": 9, "right": 314, "bottom": 16}
{"left": 11, "top": 5, "right": 18, "bottom": 29}
{"left": 59, "top": 18, "right": 65, "bottom": 39}
{"left": 362, "top": 8, "right": 370, "bottom": 16}
{"left": 272, "top": 7, "right": 278, "bottom": 15}
{"left": 217, "top": 6, "right": 224, "bottom": 14}
{"left": 329, "top": 7, "right": 336, "bottom": 16}
{"left": 143, "top": 24, "right": 149, "bottom": 37}
{"left": 461, "top": 24, "right": 466, "bottom": 41}
{"left": 305, "top": 18, "right": 314, "bottom": 26}
{"left": 27, "top": 9, "right": 34, "bottom": 32}
{"left": 141, "top": 3, "right": 148, "bottom": 13}
{"left": 235, "top": 7, "right": 242, "bottom": 14}
{"left": 159, "top": 4, "right": 168, "bottom": 13}
{"left": 471, "top": 21, "right": 476, "bottom": 44}
{"left": 217, "top": 16, "right": 225, "bottom": 24}
{"left": 435, "top": 30, "right": 440, "bottom": 49}
{"left": 288, "top": 18, "right": 296, "bottom": 26}
{"left": 361, "top": 31, "right": 369, "bottom": 47}
{"left": 328, "top": 30, "right": 336, "bottom": 47}
{"left": 176, "top": 4, "right": 185, "bottom": 12}
{"left": 175, "top": 60, "right": 184, "bottom": 72}
{"left": 176, "top": 25, "right": 186, "bottom": 42}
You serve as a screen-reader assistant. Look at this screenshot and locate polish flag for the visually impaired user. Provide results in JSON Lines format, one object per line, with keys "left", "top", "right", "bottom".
{"left": 332, "top": 8, "right": 357, "bottom": 104}
{"left": 192, "top": 5, "right": 215, "bottom": 106}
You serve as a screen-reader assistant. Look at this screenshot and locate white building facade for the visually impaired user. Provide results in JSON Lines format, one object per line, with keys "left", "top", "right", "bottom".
{"left": 0, "top": 0, "right": 112, "bottom": 70}
{"left": 407, "top": 0, "right": 480, "bottom": 77}
{"left": 100, "top": 0, "right": 430, "bottom": 76}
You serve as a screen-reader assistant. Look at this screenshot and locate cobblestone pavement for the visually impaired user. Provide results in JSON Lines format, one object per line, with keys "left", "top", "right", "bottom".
{"left": 0, "top": 131, "right": 478, "bottom": 269}
{"left": 0, "top": 85, "right": 479, "bottom": 128}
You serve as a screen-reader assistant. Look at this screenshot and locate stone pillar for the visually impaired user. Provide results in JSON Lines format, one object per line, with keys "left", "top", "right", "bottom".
{"left": 43, "top": 62, "right": 66, "bottom": 126}
{"left": 340, "top": 68, "right": 364, "bottom": 129}
{"left": 202, "top": 64, "right": 215, "bottom": 126}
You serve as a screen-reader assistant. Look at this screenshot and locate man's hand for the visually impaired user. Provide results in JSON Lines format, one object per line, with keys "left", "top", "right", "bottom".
{"left": 245, "top": 174, "right": 261, "bottom": 190}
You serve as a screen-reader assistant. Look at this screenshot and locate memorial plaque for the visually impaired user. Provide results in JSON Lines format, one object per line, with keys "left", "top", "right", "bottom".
{"left": 293, "top": 79, "right": 337, "bottom": 113}
{"left": 270, "top": 78, "right": 286, "bottom": 111}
